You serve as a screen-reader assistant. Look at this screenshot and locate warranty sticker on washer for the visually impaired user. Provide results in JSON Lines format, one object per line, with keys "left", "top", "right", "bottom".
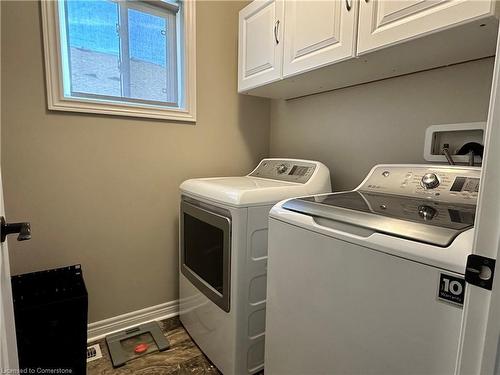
{"left": 438, "top": 273, "right": 465, "bottom": 306}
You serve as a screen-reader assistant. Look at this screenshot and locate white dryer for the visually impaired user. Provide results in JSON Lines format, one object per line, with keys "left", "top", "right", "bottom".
{"left": 265, "top": 164, "right": 480, "bottom": 375}
{"left": 179, "top": 158, "right": 331, "bottom": 374}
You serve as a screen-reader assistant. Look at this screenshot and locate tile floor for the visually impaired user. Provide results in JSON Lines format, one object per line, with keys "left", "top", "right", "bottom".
{"left": 87, "top": 317, "right": 220, "bottom": 375}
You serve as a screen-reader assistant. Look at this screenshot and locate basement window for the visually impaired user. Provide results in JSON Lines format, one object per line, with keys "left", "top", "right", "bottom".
{"left": 41, "top": 0, "right": 196, "bottom": 122}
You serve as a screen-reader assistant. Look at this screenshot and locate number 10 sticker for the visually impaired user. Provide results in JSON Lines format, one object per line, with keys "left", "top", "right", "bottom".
{"left": 438, "top": 273, "right": 466, "bottom": 307}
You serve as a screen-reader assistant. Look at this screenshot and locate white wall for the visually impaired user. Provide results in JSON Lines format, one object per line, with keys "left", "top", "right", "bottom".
{"left": 269, "top": 58, "right": 494, "bottom": 191}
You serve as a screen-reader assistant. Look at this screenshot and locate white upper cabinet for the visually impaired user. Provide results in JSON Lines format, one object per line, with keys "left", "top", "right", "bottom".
{"left": 283, "top": 0, "right": 358, "bottom": 78}
{"left": 239, "top": 0, "right": 498, "bottom": 98}
{"left": 357, "top": 0, "right": 497, "bottom": 54}
{"left": 238, "top": 0, "right": 284, "bottom": 92}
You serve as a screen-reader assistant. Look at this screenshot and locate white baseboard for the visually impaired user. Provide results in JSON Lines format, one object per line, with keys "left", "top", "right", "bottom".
{"left": 87, "top": 299, "right": 179, "bottom": 343}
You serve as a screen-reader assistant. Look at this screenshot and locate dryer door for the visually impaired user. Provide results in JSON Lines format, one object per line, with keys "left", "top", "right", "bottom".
{"left": 180, "top": 200, "right": 231, "bottom": 312}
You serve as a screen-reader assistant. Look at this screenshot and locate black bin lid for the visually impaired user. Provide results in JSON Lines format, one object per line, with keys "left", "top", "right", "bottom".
{"left": 12, "top": 265, "right": 87, "bottom": 308}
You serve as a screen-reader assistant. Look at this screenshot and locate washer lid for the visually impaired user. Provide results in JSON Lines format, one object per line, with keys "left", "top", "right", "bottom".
{"left": 180, "top": 176, "right": 313, "bottom": 207}
{"left": 282, "top": 191, "right": 476, "bottom": 247}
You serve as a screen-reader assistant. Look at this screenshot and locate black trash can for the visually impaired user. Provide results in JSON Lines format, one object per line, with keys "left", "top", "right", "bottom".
{"left": 11, "top": 265, "right": 88, "bottom": 375}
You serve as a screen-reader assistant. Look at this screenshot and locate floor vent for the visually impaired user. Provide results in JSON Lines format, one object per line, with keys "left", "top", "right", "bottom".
{"left": 87, "top": 344, "right": 103, "bottom": 363}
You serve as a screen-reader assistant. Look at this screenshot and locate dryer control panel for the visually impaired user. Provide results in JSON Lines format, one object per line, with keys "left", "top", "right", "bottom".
{"left": 359, "top": 165, "right": 481, "bottom": 204}
{"left": 248, "top": 159, "right": 317, "bottom": 183}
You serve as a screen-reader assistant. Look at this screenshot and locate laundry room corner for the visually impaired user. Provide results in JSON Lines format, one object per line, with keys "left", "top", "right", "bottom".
{"left": 269, "top": 58, "right": 494, "bottom": 191}
{"left": 3, "top": 0, "right": 500, "bottom": 373}
{"left": 0, "top": 0, "right": 271, "bottom": 325}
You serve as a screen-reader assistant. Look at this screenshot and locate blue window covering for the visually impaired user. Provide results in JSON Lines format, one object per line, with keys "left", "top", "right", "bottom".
{"left": 63, "top": 0, "right": 178, "bottom": 107}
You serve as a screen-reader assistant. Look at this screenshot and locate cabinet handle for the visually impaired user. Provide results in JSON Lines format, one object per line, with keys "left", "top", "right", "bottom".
{"left": 274, "top": 20, "right": 280, "bottom": 44}
{"left": 346, "top": 0, "right": 352, "bottom": 11}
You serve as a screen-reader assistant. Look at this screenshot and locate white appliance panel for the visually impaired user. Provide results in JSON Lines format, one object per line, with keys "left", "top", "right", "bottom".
{"left": 265, "top": 218, "right": 464, "bottom": 375}
{"left": 180, "top": 197, "right": 273, "bottom": 374}
{"left": 180, "top": 158, "right": 331, "bottom": 207}
{"left": 180, "top": 202, "right": 248, "bottom": 374}
{"left": 179, "top": 158, "right": 332, "bottom": 374}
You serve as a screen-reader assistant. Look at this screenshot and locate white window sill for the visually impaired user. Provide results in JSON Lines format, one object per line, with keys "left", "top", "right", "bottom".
{"left": 48, "top": 96, "right": 197, "bottom": 122}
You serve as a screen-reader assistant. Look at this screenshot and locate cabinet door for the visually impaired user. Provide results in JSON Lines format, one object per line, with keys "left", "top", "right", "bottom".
{"left": 283, "top": 0, "right": 357, "bottom": 78}
{"left": 238, "top": 0, "right": 284, "bottom": 92}
{"left": 357, "top": 0, "right": 495, "bottom": 54}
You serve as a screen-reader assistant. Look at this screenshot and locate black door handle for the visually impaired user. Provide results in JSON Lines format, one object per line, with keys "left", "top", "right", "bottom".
{"left": 1, "top": 216, "right": 31, "bottom": 243}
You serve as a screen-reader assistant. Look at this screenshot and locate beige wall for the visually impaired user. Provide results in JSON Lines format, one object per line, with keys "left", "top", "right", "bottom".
{"left": 1, "top": 0, "right": 494, "bottom": 324}
{"left": 270, "top": 59, "right": 494, "bottom": 191}
{"left": 1, "top": 1, "right": 270, "bottom": 322}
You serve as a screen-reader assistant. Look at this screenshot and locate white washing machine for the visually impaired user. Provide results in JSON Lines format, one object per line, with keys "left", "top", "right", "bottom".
{"left": 179, "top": 158, "right": 331, "bottom": 374}
{"left": 265, "top": 164, "right": 480, "bottom": 375}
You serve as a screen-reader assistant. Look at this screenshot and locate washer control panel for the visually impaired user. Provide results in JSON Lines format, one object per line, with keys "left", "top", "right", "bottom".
{"left": 421, "top": 173, "right": 440, "bottom": 189}
{"left": 359, "top": 165, "right": 481, "bottom": 204}
{"left": 249, "top": 159, "right": 317, "bottom": 183}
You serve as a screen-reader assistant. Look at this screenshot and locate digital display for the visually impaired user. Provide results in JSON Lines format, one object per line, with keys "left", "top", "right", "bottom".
{"left": 450, "top": 177, "right": 480, "bottom": 193}
{"left": 448, "top": 209, "right": 475, "bottom": 224}
{"left": 289, "top": 165, "right": 309, "bottom": 176}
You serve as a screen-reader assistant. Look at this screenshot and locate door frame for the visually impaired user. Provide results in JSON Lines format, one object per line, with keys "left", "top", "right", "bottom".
{"left": 0, "top": 2, "right": 20, "bottom": 369}
{"left": 456, "top": 31, "right": 500, "bottom": 375}
{"left": 0, "top": 169, "right": 19, "bottom": 369}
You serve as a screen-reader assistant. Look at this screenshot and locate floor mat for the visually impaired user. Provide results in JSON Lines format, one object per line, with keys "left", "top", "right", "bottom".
{"left": 87, "top": 317, "right": 220, "bottom": 375}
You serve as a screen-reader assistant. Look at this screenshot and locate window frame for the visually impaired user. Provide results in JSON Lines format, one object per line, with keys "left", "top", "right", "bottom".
{"left": 41, "top": 0, "right": 196, "bottom": 122}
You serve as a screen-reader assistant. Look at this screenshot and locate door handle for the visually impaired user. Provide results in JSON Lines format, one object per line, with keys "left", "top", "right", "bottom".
{"left": 1, "top": 216, "right": 31, "bottom": 243}
{"left": 274, "top": 20, "right": 280, "bottom": 44}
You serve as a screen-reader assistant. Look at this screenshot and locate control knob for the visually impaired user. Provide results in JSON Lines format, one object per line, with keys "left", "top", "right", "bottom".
{"left": 276, "top": 164, "right": 288, "bottom": 174}
{"left": 421, "top": 173, "right": 440, "bottom": 189}
{"left": 418, "top": 205, "right": 437, "bottom": 221}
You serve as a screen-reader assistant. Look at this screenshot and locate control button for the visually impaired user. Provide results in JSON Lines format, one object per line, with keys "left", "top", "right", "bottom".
{"left": 276, "top": 164, "right": 288, "bottom": 174}
{"left": 418, "top": 205, "right": 437, "bottom": 221}
{"left": 134, "top": 343, "right": 149, "bottom": 354}
{"left": 382, "top": 171, "right": 390, "bottom": 177}
{"left": 421, "top": 173, "right": 440, "bottom": 189}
